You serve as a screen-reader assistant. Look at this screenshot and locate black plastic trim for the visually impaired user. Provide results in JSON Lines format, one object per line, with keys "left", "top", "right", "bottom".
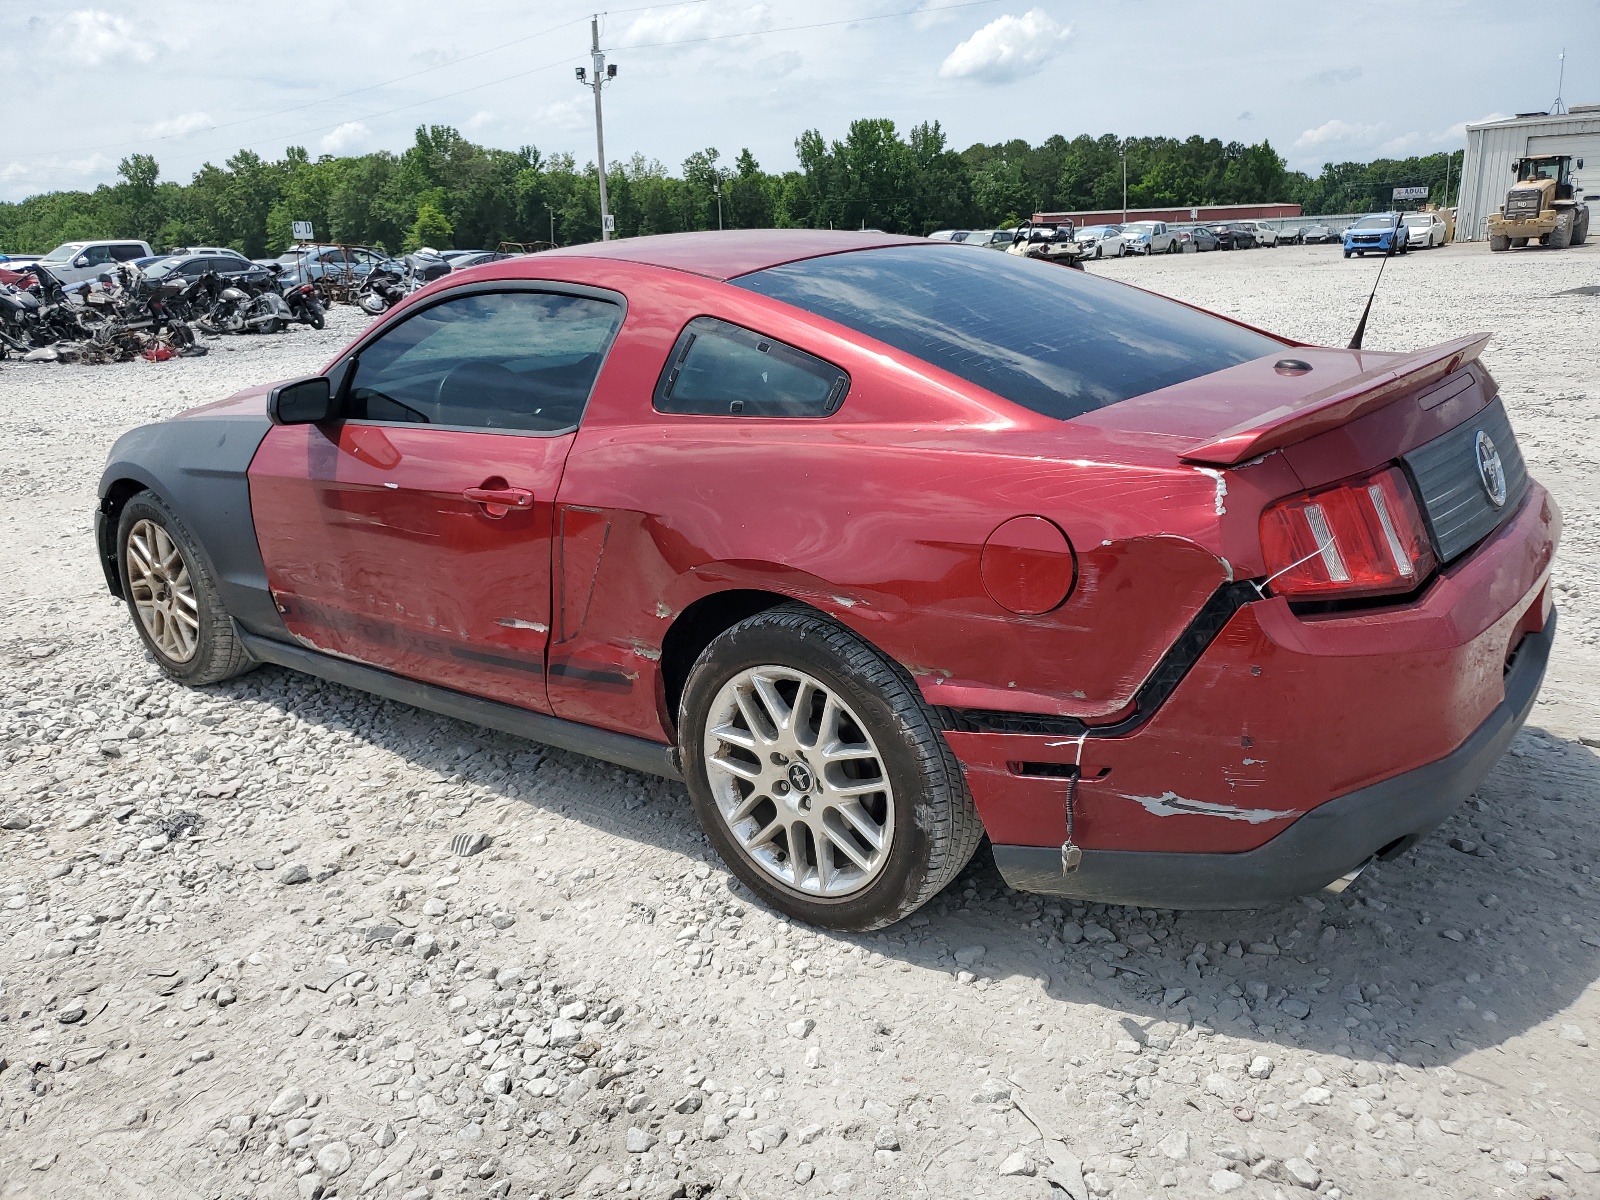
{"left": 97, "top": 411, "right": 291, "bottom": 641}
{"left": 990, "top": 613, "right": 1554, "bottom": 909}
{"left": 945, "top": 580, "right": 1260, "bottom": 738}
{"left": 238, "top": 630, "right": 681, "bottom": 780}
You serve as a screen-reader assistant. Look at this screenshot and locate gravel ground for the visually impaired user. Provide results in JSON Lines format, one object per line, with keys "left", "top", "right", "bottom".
{"left": 1, "top": 241, "right": 1598, "bottom": 1200}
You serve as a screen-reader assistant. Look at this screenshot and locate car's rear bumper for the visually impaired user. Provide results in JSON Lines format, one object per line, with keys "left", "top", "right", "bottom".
{"left": 988, "top": 613, "right": 1552, "bottom": 908}
{"left": 945, "top": 482, "right": 1559, "bottom": 902}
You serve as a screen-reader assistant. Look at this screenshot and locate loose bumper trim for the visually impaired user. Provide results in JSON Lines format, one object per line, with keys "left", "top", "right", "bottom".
{"left": 990, "top": 614, "right": 1554, "bottom": 909}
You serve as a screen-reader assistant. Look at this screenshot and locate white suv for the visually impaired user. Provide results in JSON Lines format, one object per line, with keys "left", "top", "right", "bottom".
{"left": 35, "top": 239, "right": 154, "bottom": 283}
{"left": 1234, "top": 221, "right": 1279, "bottom": 248}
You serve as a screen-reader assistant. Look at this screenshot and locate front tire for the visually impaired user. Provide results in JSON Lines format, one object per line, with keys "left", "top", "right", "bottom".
{"left": 680, "top": 606, "right": 982, "bottom": 931}
{"left": 117, "top": 492, "right": 255, "bottom": 686}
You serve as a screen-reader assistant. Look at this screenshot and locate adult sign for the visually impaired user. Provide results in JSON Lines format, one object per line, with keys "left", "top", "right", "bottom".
{"left": 1393, "top": 187, "right": 1429, "bottom": 201}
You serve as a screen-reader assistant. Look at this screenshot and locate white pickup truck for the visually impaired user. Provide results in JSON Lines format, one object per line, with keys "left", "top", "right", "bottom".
{"left": 1119, "top": 221, "right": 1181, "bottom": 255}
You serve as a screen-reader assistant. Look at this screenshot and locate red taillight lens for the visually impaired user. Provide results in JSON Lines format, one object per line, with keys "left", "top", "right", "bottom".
{"left": 1259, "top": 466, "right": 1436, "bottom": 599}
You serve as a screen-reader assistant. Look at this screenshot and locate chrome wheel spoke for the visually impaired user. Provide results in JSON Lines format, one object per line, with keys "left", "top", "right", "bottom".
{"left": 702, "top": 664, "right": 895, "bottom": 899}
{"left": 125, "top": 519, "right": 200, "bottom": 665}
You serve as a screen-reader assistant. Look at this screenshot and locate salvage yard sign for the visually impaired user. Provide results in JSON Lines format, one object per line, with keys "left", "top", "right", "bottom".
{"left": 1393, "top": 187, "right": 1429, "bottom": 200}
{"left": 292, "top": 220, "right": 314, "bottom": 240}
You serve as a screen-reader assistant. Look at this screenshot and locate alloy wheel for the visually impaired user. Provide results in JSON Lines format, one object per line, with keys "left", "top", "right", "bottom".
{"left": 126, "top": 518, "right": 200, "bottom": 662}
{"left": 702, "top": 665, "right": 895, "bottom": 897}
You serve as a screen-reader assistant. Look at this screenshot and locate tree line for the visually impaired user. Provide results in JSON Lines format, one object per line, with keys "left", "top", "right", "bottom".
{"left": 0, "top": 121, "right": 1465, "bottom": 257}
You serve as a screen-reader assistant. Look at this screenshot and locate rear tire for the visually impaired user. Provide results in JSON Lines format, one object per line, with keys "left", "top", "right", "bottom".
{"left": 1573, "top": 207, "right": 1590, "bottom": 246}
{"left": 679, "top": 605, "right": 983, "bottom": 931}
{"left": 117, "top": 492, "right": 256, "bottom": 687}
{"left": 1490, "top": 235, "right": 1511, "bottom": 251}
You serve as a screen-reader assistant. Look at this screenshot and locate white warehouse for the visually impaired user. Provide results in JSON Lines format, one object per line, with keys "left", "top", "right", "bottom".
{"left": 1455, "top": 107, "right": 1600, "bottom": 241}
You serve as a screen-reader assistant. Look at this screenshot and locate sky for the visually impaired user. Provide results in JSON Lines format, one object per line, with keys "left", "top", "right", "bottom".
{"left": 3, "top": 0, "right": 1597, "bottom": 203}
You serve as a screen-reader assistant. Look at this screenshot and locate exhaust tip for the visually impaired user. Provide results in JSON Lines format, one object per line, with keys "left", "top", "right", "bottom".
{"left": 1323, "top": 857, "right": 1373, "bottom": 895}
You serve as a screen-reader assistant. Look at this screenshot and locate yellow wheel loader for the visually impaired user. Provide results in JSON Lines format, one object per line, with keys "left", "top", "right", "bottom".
{"left": 1487, "top": 154, "right": 1590, "bottom": 251}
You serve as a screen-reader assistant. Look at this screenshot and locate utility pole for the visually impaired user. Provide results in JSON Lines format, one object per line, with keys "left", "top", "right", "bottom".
{"left": 1551, "top": 48, "right": 1568, "bottom": 115}
{"left": 713, "top": 180, "right": 723, "bottom": 231}
{"left": 544, "top": 203, "right": 556, "bottom": 247}
{"left": 575, "top": 16, "right": 617, "bottom": 240}
{"left": 1121, "top": 140, "right": 1128, "bottom": 224}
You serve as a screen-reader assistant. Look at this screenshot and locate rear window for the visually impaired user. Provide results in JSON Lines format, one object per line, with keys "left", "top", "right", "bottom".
{"left": 734, "top": 245, "right": 1282, "bottom": 420}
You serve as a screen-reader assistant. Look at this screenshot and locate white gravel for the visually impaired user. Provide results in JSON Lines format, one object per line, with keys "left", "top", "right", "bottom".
{"left": 2, "top": 243, "right": 1599, "bottom": 1200}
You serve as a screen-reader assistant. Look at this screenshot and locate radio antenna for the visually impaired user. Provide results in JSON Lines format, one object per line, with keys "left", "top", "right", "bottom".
{"left": 1348, "top": 215, "right": 1401, "bottom": 350}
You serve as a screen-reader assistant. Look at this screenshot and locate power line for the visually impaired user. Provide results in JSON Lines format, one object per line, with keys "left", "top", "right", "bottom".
{"left": 109, "top": 0, "right": 998, "bottom": 178}
{"left": 4, "top": 0, "right": 711, "bottom": 165}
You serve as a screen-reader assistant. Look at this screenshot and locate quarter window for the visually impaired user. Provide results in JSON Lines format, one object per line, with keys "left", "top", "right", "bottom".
{"left": 343, "top": 290, "right": 623, "bottom": 433}
{"left": 654, "top": 317, "right": 848, "bottom": 418}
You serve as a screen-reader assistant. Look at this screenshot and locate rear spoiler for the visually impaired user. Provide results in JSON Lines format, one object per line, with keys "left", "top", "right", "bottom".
{"left": 1180, "top": 333, "right": 1492, "bottom": 467}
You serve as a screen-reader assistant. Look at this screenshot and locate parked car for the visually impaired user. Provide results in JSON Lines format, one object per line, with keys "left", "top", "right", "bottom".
{"left": 444, "top": 250, "right": 521, "bottom": 270}
{"left": 1344, "top": 213, "right": 1408, "bottom": 257}
{"left": 1212, "top": 223, "right": 1257, "bottom": 250}
{"left": 1276, "top": 226, "right": 1304, "bottom": 246}
{"left": 35, "top": 239, "right": 154, "bottom": 284}
{"left": 1074, "top": 224, "right": 1126, "bottom": 258}
{"left": 140, "top": 252, "right": 268, "bottom": 286}
{"left": 166, "top": 246, "right": 250, "bottom": 261}
{"left": 94, "top": 228, "right": 1557, "bottom": 930}
{"left": 926, "top": 230, "right": 968, "bottom": 242}
{"left": 269, "top": 244, "right": 388, "bottom": 287}
{"left": 1184, "top": 226, "right": 1222, "bottom": 252}
{"left": 0, "top": 253, "right": 41, "bottom": 266}
{"left": 1300, "top": 223, "right": 1334, "bottom": 244}
{"left": 1402, "top": 212, "right": 1448, "bottom": 249}
{"left": 959, "top": 230, "right": 1015, "bottom": 249}
{"left": 1119, "top": 221, "right": 1181, "bottom": 255}
{"left": 1234, "top": 220, "right": 1279, "bottom": 247}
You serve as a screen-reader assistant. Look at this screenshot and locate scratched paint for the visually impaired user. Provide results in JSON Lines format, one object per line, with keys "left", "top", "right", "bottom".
{"left": 1194, "top": 467, "right": 1228, "bottom": 516}
{"left": 496, "top": 618, "right": 549, "bottom": 633}
{"left": 1119, "top": 791, "right": 1295, "bottom": 824}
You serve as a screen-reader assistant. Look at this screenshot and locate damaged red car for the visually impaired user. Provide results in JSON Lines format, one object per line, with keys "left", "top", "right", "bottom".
{"left": 96, "top": 230, "right": 1558, "bottom": 931}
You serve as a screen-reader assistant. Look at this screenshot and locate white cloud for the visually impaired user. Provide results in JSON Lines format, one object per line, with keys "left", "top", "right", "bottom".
{"left": 1293, "top": 118, "right": 1382, "bottom": 151}
{"left": 319, "top": 122, "right": 371, "bottom": 155}
{"left": 754, "top": 51, "right": 801, "bottom": 79}
{"left": 912, "top": 1, "right": 962, "bottom": 31}
{"left": 1438, "top": 112, "right": 1509, "bottom": 143}
{"left": 617, "top": 5, "right": 771, "bottom": 47}
{"left": 143, "top": 111, "right": 212, "bottom": 139}
{"left": 466, "top": 111, "right": 495, "bottom": 131}
{"left": 53, "top": 10, "right": 153, "bottom": 65}
{"left": 938, "top": 9, "right": 1070, "bottom": 84}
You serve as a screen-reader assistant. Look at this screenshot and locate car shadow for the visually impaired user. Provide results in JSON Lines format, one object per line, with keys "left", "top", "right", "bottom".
{"left": 215, "top": 663, "right": 1600, "bottom": 1072}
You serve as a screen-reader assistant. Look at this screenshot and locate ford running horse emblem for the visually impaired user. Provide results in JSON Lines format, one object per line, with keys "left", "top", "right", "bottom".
{"left": 1475, "top": 430, "right": 1508, "bottom": 508}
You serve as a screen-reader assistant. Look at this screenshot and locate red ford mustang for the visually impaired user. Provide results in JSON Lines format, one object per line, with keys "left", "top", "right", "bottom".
{"left": 96, "top": 230, "right": 1558, "bottom": 931}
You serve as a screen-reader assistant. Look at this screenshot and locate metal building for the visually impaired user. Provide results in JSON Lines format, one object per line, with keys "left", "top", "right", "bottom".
{"left": 1456, "top": 107, "right": 1600, "bottom": 241}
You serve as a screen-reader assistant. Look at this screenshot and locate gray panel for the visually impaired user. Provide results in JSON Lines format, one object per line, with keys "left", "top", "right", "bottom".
{"left": 97, "top": 408, "right": 291, "bottom": 640}
{"left": 1404, "top": 396, "right": 1529, "bottom": 563}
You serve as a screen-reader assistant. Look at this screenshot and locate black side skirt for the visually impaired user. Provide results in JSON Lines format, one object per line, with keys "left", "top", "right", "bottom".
{"left": 990, "top": 614, "right": 1554, "bottom": 910}
{"left": 238, "top": 629, "right": 681, "bottom": 781}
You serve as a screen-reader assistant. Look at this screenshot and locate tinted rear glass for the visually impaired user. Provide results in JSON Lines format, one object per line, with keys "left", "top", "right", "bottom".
{"left": 735, "top": 245, "right": 1282, "bottom": 420}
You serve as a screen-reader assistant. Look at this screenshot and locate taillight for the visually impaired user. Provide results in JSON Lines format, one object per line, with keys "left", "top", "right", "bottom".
{"left": 1259, "top": 466, "right": 1436, "bottom": 599}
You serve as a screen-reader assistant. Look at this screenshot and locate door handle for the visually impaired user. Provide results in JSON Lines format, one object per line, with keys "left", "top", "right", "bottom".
{"left": 463, "top": 486, "right": 534, "bottom": 517}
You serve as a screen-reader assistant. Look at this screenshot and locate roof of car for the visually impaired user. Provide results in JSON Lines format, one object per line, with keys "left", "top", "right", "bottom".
{"left": 540, "top": 229, "right": 926, "bottom": 281}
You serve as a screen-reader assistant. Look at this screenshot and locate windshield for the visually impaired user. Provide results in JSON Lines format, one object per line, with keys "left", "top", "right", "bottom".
{"left": 142, "top": 259, "right": 181, "bottom": 280}
{"left": 1078, "top": 226, "right": 1117, "bottom": 237}
{"left": 1353, "top": 216, "right": 1394, "bottom": 229}
{"left": 1402, "top": 215, "right": 1431, "bottom": 227}
{"left": 275, "top": 251, "right": 307, "bottom": 263}
{"left": 1122, "top": 223, "right": 1156, "bottom": 233}
{"left": 1520, "top": 159, "right": 1563, "bottom": 181}
{"left": 41, "top": 242, "right": 86, "bottom": 263}
{"left": 735, "top": 245, "right": 1282, "bottom": 421}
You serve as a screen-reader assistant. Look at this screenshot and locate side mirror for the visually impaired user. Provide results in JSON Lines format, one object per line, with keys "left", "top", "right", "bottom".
{"left": 267, "top": 376, "right": 337, "bottom": 425}
{"left": 74, "top": 255, "right": 90, "bottom": 268}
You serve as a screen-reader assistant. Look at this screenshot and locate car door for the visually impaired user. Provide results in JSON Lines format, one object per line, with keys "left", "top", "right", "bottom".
{"left": 248, "top": 283, "right": 626, "bottom": 713}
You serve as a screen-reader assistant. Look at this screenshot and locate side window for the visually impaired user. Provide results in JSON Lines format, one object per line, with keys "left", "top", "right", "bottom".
{"left": 82, "top": 245, "right": 113, "bottom": 265}
{"left": 110, "top": 244, "right": 144, "bottom": 262}
{"left": 343, "top": 290, "right": 623, "bottom": 433}
{"left": 654, "top": 317, "right": 849, "bottom": 418}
